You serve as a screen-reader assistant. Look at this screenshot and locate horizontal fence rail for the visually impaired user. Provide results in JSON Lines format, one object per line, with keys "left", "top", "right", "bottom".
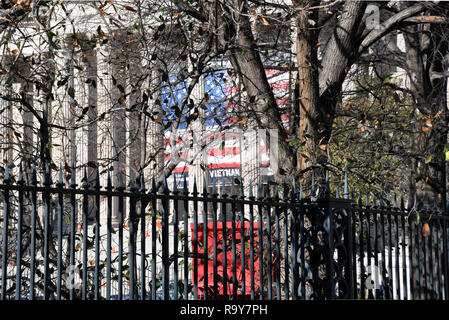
{"left": 0, "top": 163, "right": 448, "bottom": 300}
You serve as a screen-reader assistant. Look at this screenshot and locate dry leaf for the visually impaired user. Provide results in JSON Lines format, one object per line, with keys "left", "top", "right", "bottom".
{"left": 422, "top": 126, "right": 429, "bottom": 133}
{"left": 258, "top": 15, "right": 270, "bottom": 26}
{"left": 319, "top": 144, "right": 327, "bottom": 151}
{"left": 124, "top": 5, "right": 136, "bottom": 12}
{"left": 422, "top": 223, "right": 430, "bottom": 237}
{"left": 238, "top": 118, "right": 247, "bottom": 124}
{"left": 343, "top": 103, "right": 350, "bottom": 110}
{"left": 154, "top": 116, "right": 164, "bottom": 123}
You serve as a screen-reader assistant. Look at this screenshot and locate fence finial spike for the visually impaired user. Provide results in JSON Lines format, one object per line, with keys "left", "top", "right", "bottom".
{"left": 379, "top": 193, "right": 384, "bottom": 208}
{"left": 82, "top": 166, "right": 88, "bottom": 188}
{"left": 107, "top": 170, "right": 112, "bottom": 189}
{"left": 151, "top": 175, "right": 157, "bottom": 193}
{"left": 357, "top": 192, "right": 362, "bottom": 206}
{"left": 365, "top": 191, "right": 370, "bottom": 207}
{"left": 311, "top": 171, "right": 316, "bottom": 196}
{"left": 283, "top": 182, "right": 289, "bottom": 201}
{"left": 18, "top": 161, "right": 24, "bottom": 184}
{"left": 249, "top": 181, "right": 253, "bottom": 198}
{"left": 372, "top": 193, "right": 377, "bottom": 207}
{"left": 32, "top": 163, "right": 37, "bottom": 185}
{"left": 299, "top": 182, "right": 303, "bottom": 200}
{"left": 239, "top": 180, "right": 244, "bottom": 198}
{"left": 172, "top": 173, "right": 178, "bottom": 193}
{"left": 230, "top": 179, "right": 235, "bottom": 197}
{"left": 257, "top": 181, "right": 263, "bottom": 199}
{"left": 183, "top": 175, "right": 188, "bottom": 195}
{"left": 400, "top": 194, "right": 405, "bottom": 210}
{"left": 44, "top": 161, "right": 52, "bottom": 186}
{"left": 139, "top": 170, "right": 146, "bottom": 192}
{"left": 162, "top": 173, "right": 169, "bottom": 194}
{"left": 335, "top": 186, "right": 340, "bottom": 199}
{"left": 203, "top": 176, "right": 208, "bottom": 196}
{"left": 393, "top": 193, "right": 398, "bottom": 208}
{"left": 274, "top": 186, "right": 279, "bottom": 200}
{"left": 291, "top": 177, "right": 296, "bottom": 195}
{"left": 343, "top": 169, "right": 349, "bottom": 199}
{"left": 212, "top": 178, "right": 217, "bottom": 195}
{"left": 95, "top": 167, "right": 100, "bottom": 190}
{"left": 193, "top": 175, "right": 198, "bottom": 195}
{"left": 58, "top": 163, "right": 63, "bottom": 186}
{"left": 324, "top": 170, "right": 331, "bottom": 198}
{"left": 118, "top": 170, "right": 125, "bottom": 190}
{"left": 130, "top": 170, "right": 135, "bottom": 191}
{"left": 70, "top": 164, "right": 76, "bottom": 187}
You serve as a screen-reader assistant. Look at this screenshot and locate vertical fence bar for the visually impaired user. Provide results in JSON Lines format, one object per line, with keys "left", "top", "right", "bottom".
{"left": 239, "top": 183, "right": 246, "bottom": 299}
{"left": 345, "top": 191, "right": 355, "bottom": 299}
{"left": 43, "top": 164, "right": 52, "bottom": 300}
{"left": 182, "top": 177, "right": 189, "bottom": 300}
{"left": 442, "top": 216, "right": 449, "bottom": 300}
{"left": 69, "top": 166, "right": 77, "bottom": 300}
{"left": 274, "top": 189, "right": 281, "bottom": 300}
{"left": 394, "top": 197, "right": 401, "bottom": 299}
{"left": 282, "top": 184, "right": 289, "bottom": 300}
{"left": 94, "top": 170, "right": 101, "bottom": 300}
{"left": 358, "top": 200, "right": 365, "bottom": 299}
{"left": 257, "top": 183, "right": 264, "bottom": 300}
{"left": 408, "top": 198, "right": 415, "bottom": 300}
{"left": 427, "top": 215, "right": 434, "bottom": 299}
{"left": 371, "top": 194, "right": 379, "bottom": 299}
{"left": 15, "top": 164, "right": 24, "bottom": 300}
{"left": 230, "top": 183, "right": 237, "bottom": 300}
{"left": 106, "top": 171, "right": 112, "bottom": 300}
{"left": 172, "top": 176, "right": 179, "bottom": 300}
{"left": 266, "top": 185, "right": 273, "bottom": 300}
{"left": 365, "top": 197, "right": 373, "bottom": 299}
{"left": 298, "top": 183, "right": 305, "bottom": 300}
{"left": 211, "top": 181, "right": 218, "bottom": 300}
{"left": 29, "top": 165, "right": 37, "bottom": 300}
{"left": 56, "top": 167, "right": 64, "bottom": 300}
{"left": 192, "top": 178, "right": 199, "bottom": 300}
{"left": 387, "top": 199, "right": 393, "bottom": 299}
{"left": 379, "top": 197, "right": 387, "bottom": 299}
{"left": 421, "top": 201, "right": 428, "bottom": 299}
{"left": 1, "top": 165, "right": 10, "bottom": 300}
{"left": 248, "top": 183, "right": 256, "bottom": 300}
{"left": 129, "top": 173, "right": 137, "bottom": 300}
{"left": 433, "top": 207, "right": 441, "bottom": 299}
{"left": 161, "top": 176, "right": 170, "bottom": 300}
{"left": 221, "top": 181, "right": 228, "bottom": 299}
{"left": 151, "top": 177, "right": 157, "bottom": 300}
{"left": 117, "top": 171, "right": 125, "bottom": 300}
{"left": 400, "top": 197, "right": 408, "bottom": 300}
{"left": 139, "top": 173, "right": 147, "bottom": 300}
{"left": 202, "top": 179, "right": 208, "bottom": 300}
{"left": 81, "top": 168, "right": 89, "bottom": 300}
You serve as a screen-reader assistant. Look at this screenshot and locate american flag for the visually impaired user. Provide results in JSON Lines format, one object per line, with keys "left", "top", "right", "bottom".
{"left": 162, "top": 69, "right": 290, "bottom": 186}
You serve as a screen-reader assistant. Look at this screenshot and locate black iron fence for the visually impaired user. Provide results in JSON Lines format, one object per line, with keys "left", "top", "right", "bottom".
{"left": 0, "top": 163, "right": 448, "bottom": 300}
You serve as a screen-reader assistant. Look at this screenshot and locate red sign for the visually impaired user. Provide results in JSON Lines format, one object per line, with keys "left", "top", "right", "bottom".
{"left": 190, "top": 222, "right": 261, "bottom": 298}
